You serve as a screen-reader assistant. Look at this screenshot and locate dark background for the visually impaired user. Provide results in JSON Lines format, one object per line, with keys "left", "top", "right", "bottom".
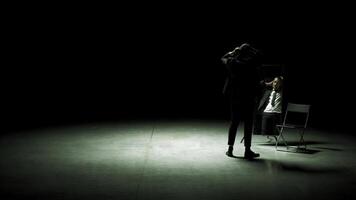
{"left": 3, "top": 3, "right": 355, "bottom": 132}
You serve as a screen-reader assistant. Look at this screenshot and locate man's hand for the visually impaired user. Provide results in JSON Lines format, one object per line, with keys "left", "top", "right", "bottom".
{"left": 264, "top": 80, "right": 273, "bottom": 86}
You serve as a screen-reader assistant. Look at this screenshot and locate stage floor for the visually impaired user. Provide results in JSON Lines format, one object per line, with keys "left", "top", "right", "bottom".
{"left": 1, "top": 119, "right": 356, "bottom": 200}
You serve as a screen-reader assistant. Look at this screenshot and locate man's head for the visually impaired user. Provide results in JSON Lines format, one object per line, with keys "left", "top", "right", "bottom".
{"left": 272, "top": 76, "right": 283, "bottom": 92}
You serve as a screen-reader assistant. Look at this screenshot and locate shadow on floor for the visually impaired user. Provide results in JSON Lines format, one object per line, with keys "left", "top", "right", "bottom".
{"left": 257, "top": 140, "right": 333, "bottom": 154}
{"left": 231, "top": 157, "right": 344, "bottom": 174}
{"left": 279, "top": 163, "right": 343, "bottom": 173}
{"left": 313, "top": 146, "right": 344, "bottom": 151}
{"left": 276, "top": 147, "right": 321, "bottom": 154}
{"left": 258, "top": 140, "right": 327, "bottom": 146}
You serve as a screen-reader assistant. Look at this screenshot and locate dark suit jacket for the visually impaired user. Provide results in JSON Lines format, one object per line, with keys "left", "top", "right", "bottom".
{"left": 257, "top": 89, "right": 272, "bottom": 113}
{"left": 222, "top": 56, "right": 261, "bottom": 102}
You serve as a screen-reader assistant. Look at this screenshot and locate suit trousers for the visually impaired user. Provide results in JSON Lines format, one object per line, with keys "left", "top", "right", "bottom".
{"left": 227, "top": 98, "right": 255, "bottom": 148}
{"left": 261, "top": 112, "right": 281, "bottom": 135}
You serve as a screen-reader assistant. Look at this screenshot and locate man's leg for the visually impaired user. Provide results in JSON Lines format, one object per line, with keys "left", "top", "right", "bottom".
{"left": 226, "top": 101, "right": 241, "bottom": 157}
{"left": 243, "top": 105, "right": 260, "bottom": 159}
{"left": 243, "top": 117, "right": 253, "bottom": 148}
{"left": 262, "top": 113, "right": 274, "bottom": 135}
{"left": 228, "top": 120, "right": 240, "bottom": 146}
{"left": 272, "top": 113, "right": 281, "bottom": 135}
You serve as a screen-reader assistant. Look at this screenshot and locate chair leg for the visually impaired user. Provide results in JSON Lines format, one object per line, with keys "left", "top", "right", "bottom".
{"left": 276, "top": 130, "right": 288, "bottom": 150}
{"left": 280, "top": 134, "right": 288, "bottom": 149}
{"left": 298, "top": 129, "right": 307, "bottom": 149}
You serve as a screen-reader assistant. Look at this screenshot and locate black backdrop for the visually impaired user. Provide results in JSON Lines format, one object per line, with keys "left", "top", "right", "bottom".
{"left": 3, "top": 3, "right": 355, "bottom": 131}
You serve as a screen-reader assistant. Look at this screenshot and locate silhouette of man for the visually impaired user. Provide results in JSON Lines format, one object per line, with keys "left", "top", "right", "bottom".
{"left": 222, "top": 43, "right": 262, "bottom": 159}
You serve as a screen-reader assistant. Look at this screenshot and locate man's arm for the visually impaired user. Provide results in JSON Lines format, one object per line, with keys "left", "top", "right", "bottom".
{"left": 264, "top": 80, "right": 273, "bottom": 87}
{"left": 221, "top": 47, "right": 240, "bottom": 65}
{"left": 221, "top": 52, "right": 234, "bottom": 65}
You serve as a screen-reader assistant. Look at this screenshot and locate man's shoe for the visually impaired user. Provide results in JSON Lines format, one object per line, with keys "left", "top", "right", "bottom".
{"left": 226, "top": 146, "right": 233, "bottom": 157}
{"left": 226, "top": 151, "right": 233, "bottom": 157}
{"left": 244, "top": 150, "right": 260, "bottom": 159}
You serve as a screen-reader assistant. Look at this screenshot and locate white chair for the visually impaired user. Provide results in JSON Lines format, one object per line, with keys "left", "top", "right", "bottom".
{"left": 275, "top": 103, "right": 311, "bottom": 150}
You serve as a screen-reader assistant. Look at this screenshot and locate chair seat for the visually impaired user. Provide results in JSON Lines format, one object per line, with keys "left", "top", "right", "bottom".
{"left": 276, "top": 124, "right": 305, "bottom": 129}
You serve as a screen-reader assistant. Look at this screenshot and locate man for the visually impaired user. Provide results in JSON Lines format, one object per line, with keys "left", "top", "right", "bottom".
{"left": 222, "top": 43, "right": 262, "bottom": 159}
{"left": 257, "top": 76, "right": 284, "bottom": 136}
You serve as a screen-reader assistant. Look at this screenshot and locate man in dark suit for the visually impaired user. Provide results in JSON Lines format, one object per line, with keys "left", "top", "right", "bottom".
{"left": 222, "top": 43, "right": 262, "bottom": 159}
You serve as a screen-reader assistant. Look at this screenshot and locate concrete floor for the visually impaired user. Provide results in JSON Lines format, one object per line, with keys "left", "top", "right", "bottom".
{"left": 1, "top": 119, "right": 356, "bottom": 200}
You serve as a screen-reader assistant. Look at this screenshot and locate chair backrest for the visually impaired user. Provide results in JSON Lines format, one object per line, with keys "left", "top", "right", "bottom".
{"left": 282, "top": 103, "right": 311, "bottom": 128}
{"left": 286, "top": 103, "right": 311, "bottom": 113}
